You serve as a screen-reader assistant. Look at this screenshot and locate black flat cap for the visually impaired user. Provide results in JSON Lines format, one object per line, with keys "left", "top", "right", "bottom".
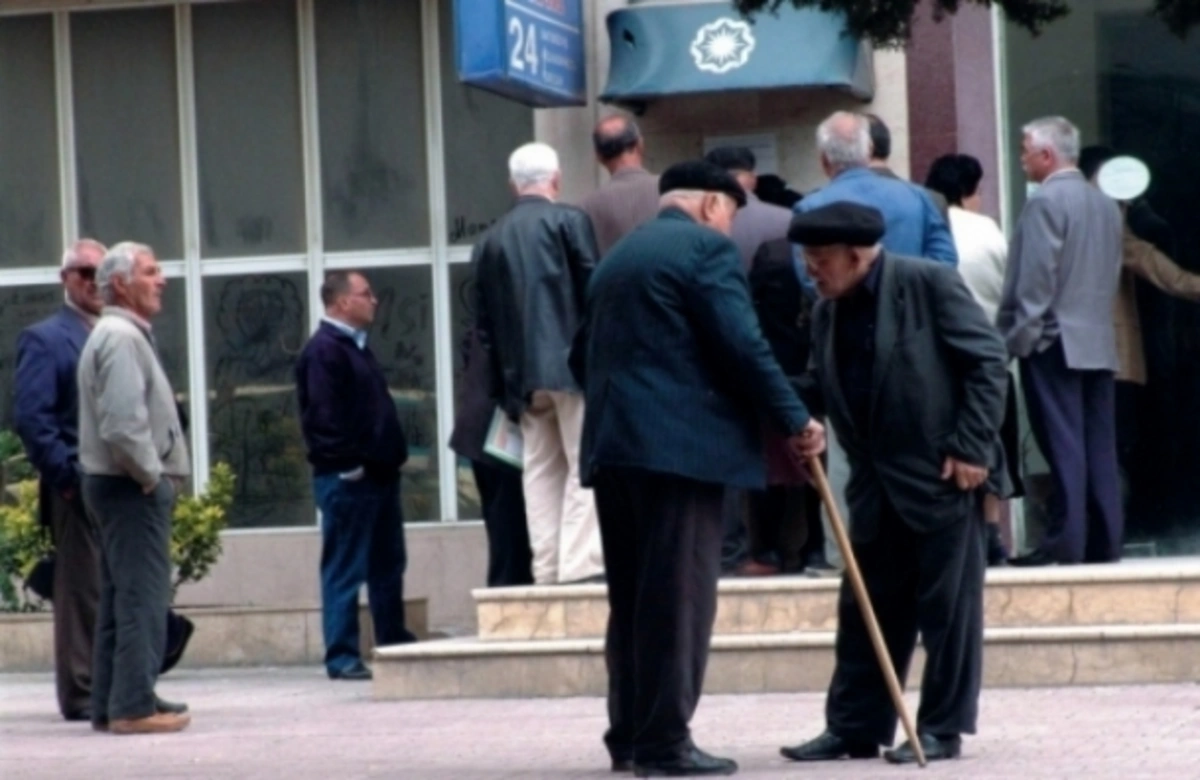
{"left": 659, "top": 160, "right": 747, "bottom": 208}
{"left": 788, "top": 201, "right": 885, "bottom": 247}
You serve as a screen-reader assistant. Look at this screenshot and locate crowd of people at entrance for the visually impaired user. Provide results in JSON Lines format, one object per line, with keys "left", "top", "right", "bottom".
{"left": 13, "top": 101, "right": 1191, "bottom": 776}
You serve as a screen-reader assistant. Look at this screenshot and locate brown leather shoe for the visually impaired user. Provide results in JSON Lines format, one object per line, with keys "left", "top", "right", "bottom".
{"left": 109, "top": 712, "right": 191, "bottom": 735}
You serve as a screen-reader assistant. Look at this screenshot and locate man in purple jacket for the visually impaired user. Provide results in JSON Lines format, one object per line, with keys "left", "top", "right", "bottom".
{"left": 295, "top": 271, "right": 418, "bottom": 681}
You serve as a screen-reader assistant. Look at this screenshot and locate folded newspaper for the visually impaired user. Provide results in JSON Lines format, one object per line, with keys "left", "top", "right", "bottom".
{"left": 484, "top": 407, "right": 524, "bottom": 470}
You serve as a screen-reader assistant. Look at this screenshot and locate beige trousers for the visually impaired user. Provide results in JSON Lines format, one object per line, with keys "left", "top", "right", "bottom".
{"left": 520, "top": 390, "right": 604, "bottom": 584}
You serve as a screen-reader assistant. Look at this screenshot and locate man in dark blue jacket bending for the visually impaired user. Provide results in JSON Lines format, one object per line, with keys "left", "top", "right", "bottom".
{"left": 574, "top": 162, "right": 826, "bottom": 777}
{"left": 295, "top": 271, "right": 417, "bottom": 681}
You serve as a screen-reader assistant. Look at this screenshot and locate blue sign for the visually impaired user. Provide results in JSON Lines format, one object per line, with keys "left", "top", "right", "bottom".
{"left": 454, "top": 0, "right": 587, "bottom": 108}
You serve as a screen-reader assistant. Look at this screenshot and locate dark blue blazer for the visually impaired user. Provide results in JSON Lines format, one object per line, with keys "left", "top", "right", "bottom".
{"left": 14, "top": 306, "right": 91, "bottom": 512}
{"left": 573, "top": 209, "right": 811, "bottom": 490}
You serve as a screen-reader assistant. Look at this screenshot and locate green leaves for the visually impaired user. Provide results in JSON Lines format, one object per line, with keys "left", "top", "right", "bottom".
{"left": 730, "top": 1, "right": 1194, "bottom": 47}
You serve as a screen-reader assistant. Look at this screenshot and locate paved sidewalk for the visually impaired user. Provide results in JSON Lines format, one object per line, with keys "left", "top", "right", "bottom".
{"left": 1, "top": 668, "right": 1197, "bottom": 779}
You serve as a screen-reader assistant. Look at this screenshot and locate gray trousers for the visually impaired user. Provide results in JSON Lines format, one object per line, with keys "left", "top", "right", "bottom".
{"left": 48, "top": 489, "right": 100, "bottom": 718}
{"left": 82, "top": 475, "right": 174, "bottom": 722}
{"left": 818, "top": 435, "right": 850, "bottom": 568}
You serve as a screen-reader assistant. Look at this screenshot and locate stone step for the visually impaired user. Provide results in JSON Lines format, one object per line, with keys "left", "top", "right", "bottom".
{"left": 373, "top": 623, "right": 1200, "bottom": 700}
{"left": 475, "top": 561, "right": 1200, "bottom": 641}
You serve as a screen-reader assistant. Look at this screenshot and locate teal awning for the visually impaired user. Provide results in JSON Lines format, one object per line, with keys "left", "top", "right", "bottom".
{"left": 601, "top": 3, "right": 874, "bottom": 108}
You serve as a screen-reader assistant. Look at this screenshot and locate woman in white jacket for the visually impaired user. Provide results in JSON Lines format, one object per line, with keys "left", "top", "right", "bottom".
{"left": 926, "top": 154, "right": 1023, "bottom": 566}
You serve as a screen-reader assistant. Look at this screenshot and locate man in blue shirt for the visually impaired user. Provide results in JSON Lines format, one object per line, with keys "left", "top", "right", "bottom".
{"left": 795, "top": 111, "right": 957, "bottom": 296}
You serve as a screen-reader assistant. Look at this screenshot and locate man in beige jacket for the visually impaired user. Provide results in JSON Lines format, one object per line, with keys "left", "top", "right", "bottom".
{"left": 78, "top": 242, "right": 191, "bottom": 735}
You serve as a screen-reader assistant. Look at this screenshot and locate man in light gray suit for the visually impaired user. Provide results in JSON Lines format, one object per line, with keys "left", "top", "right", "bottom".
{"left": 578, "top": 115, "right": 661, "bottom": 257}
{"left": 998, "top": 116, "right": 1124, "bottom": 566}
{"left": 78, "top": 242, "right": 192, "bottom": 734}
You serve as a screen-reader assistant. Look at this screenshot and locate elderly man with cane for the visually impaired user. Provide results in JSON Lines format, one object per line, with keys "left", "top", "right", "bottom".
{"left": 781, "top": 202, "right": 1009, "bottom": 765}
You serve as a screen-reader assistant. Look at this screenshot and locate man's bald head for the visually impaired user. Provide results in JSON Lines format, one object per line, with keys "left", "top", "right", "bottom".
{"left": 593, "top": 115, "right": 644, "bottom": 173}
{"left": 816, "top": 111, "right": 871, "bottom": 177}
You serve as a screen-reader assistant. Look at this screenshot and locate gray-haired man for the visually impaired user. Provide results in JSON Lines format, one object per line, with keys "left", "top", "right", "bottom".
{"left": 78, "top": 242, "right": 191, "bottom": 734}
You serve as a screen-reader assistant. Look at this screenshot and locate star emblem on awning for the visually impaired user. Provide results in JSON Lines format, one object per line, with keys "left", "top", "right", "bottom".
{"left": 690, "top": 18, "right": 756, "bottom": 75}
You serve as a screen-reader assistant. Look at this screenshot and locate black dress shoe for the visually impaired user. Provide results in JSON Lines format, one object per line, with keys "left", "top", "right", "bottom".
{"left": 633, "top": 746, "right": 737, "bottom": 777}
{"left": 329, "top": 663, "right": 373, "bottom": 681}
{"left": 611, "top": 757, "right": 633, "bottom": 772}
{"left": 883, "top": 733, "right": 961, "bottom": 764}
{"left": 1008, "top": 549, "right": 1059, "bottom": 567}
{"left": 780, "top": 730, "right": 879, "bottom": 762}
{"left": 155, "top": 696, "right": 188, "bottom": 715}
{"left": 63, "top": 709, "right": 92, "bottom": 722}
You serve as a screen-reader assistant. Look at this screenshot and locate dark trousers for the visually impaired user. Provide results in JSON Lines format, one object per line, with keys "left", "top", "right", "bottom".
{"left": 594, "top": 468, "right": 724, "bottom": 762}
{"left": 747, "top": 485, "right": 810, "bottom": 571}
{"left": 719, "top": 488, "right": 748, "bottom": 571}
{"left": 1020, "top": 342, "right": 1124, "bottom": 562}
{"left": 314, "top": 474, "right": 416, "bottom": 674}
{"left": 48, "top": 489, "right": 99, "bottom": 718}
{"left": 83, "top": 476, "right": 173, "bottom": 722}
{"left": 826, "top": 499, "right": 985, "bottom": 745}
{"left": 472, "top": 460, "right": 533, "bottom": 587}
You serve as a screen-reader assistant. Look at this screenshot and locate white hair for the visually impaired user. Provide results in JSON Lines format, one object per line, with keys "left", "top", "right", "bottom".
{"left": 816, "top": 112, "right": 871, "bottom": 173}
{"left": 659, "top": 189, "right": 707, "bottom": 208}
{"left": 97, "top": 241, "right": 153, "bottom": 305}
{"left": 1023, "top": 116, "right": 1081, "bottom": 164}
{"left": 62, "top": 238, "right": 106, "bottom": 268}
{"left": 508, "top": 142, "right": 560, "bottom": 190}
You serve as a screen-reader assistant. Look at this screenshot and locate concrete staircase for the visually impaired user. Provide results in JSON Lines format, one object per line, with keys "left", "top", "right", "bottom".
{"left": 373, "top": 559, "right": 1200, "bottom": 700}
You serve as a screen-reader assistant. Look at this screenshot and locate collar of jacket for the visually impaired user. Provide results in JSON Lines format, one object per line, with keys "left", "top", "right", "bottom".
{"left": 659, "top": 207, "right": 695, "bottom": 224}
{"left": 100, "top": 305, "right": 153, "bottom": 335}
{"left": 611, "top": 166, "right": 653, "bottom": 181}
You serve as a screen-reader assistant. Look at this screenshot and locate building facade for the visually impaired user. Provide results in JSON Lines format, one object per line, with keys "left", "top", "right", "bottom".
{"left": 1, "top": 0, "right": 1196, "bottom": 630}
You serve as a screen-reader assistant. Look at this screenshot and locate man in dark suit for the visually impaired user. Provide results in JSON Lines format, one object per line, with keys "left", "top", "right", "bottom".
{"left": 575, "top": 161, "right": 826, "bottom": 777}
{"left": 780, "top": 203, "right": 1007, "bottom": 765}
{"left": 15, "top": 239, "right": 106, "bottom": 721}
{"left": 448, "top": 327, "right": 532, "bottom": 587}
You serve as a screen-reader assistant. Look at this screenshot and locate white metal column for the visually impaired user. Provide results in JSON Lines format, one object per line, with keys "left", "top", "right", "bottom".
{"left": 421, "top": 0, "right": 459, "bottom": 522}
{"left": 297, "top": 0, "right": 326, "bottom": 335}
{"left": 52, "top": 12, "right": 77, "bottom": 249}
{"left": 175, "top": 3, "right": 210, "bottom": 494}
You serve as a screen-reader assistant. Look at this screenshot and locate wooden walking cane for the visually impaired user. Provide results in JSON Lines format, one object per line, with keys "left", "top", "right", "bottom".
{"left": 807, "top": 456, "right": 927, "bottom": 768}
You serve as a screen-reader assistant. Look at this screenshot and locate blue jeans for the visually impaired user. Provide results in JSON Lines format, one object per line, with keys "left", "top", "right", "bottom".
{"left": 314, "top": 474, "right": 416, "bottom": 675}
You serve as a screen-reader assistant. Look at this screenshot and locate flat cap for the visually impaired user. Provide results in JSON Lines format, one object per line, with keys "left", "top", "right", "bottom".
{"left": 659, "top": 160, "right": 747, "bottom": 208}
{"left": 788, "top": 201, "right": 885, "bottom": 247}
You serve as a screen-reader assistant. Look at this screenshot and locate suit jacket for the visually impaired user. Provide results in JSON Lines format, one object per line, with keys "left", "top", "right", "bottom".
{"left": 578, "top": 167, "right": 661, "bottom": 257}
{"left": 14, "top": 306, "right": 91, "bottom": 525}
{"left": 794, "top": 253, "right": 1008, "bottom": 542}
{"left": 574, "top": 208, "right": 811, "bottom": 490}
{"left": 997, "top": 169, "right": 1123, "bottom": 369}
{"left": 473, "top": 195, "right": 599, "bottom": 419}
{"left": 730, "top": 194, "right": 792, "bottom": 269}
{"left": 1115, "top": 228, "right": 1200, "bottom": 384}
{"left": 78, "top": 306, "right": 190, "bottom": 490}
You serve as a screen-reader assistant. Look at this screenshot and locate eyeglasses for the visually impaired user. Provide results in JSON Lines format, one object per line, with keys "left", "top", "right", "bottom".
{"left": 69, "top": 267, "right": 97, "bottom": 281}
{"left": 348, "top": 289, "right": 376, "bottom": 301}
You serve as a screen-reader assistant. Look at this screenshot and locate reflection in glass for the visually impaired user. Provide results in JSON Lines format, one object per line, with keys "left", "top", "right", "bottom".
{"left": 1004, "top": 1, "right": 1200, "bottom": 555}
{"left": 360, "top": 266, "right": 441, "bottom": 521}
{"left": 449, "top": 262, "right": 481, "bottom": 519}
{"left": 204, "top": 274, "right": 312, "bottom": 528}
{"left": 193, "top": 2, "right": 305, "bottom": 257}
{"left": 438, "top": 0, "right": 533, "bottom": 246}
{"left": 72, "top": 8, "right": 183, "bottom": 258}
{"left": 0, "top": 16, "right": 60, "bottom": 268}
{"left": 315, "top": 0, "right": 430, "bottom": 250}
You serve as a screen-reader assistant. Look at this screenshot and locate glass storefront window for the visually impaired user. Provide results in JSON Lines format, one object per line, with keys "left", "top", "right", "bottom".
{"left": 204, "top": 273, "right": 312, "bottom": 528}
{"left": 315, "top": 0, "right": 431, "bottom": 251}
{"left": 0, "top": 15, "right": 60, "bottom": 268}
{"left": 438, "top": 0, "right": 534, "bottom": 246}
{"left": 0, "top": 286, "right": 65, "bottom": 427}
{"left": 72, "top": 8, "right": 183, "bottom": 259}
{"left": 193, "top": 1, "right": 306, "bottom": 258}
{"left": 1004, "top": 0, "right": 1200, "bottom": 555}
{"left": 449, "top": 261, "right": 481, "bottom": 519}
{"left": 362, "top": 265, "right": 441, "bottom": 522}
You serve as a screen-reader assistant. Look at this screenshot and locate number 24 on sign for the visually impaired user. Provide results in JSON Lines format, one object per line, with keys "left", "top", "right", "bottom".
{"left": 509, "top": 17, "right": 540, "bottom": 75}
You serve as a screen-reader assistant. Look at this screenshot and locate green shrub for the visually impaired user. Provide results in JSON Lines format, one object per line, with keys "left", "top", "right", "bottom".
{"left": 0, "top": 443, "right": 236, "bottom": 611}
